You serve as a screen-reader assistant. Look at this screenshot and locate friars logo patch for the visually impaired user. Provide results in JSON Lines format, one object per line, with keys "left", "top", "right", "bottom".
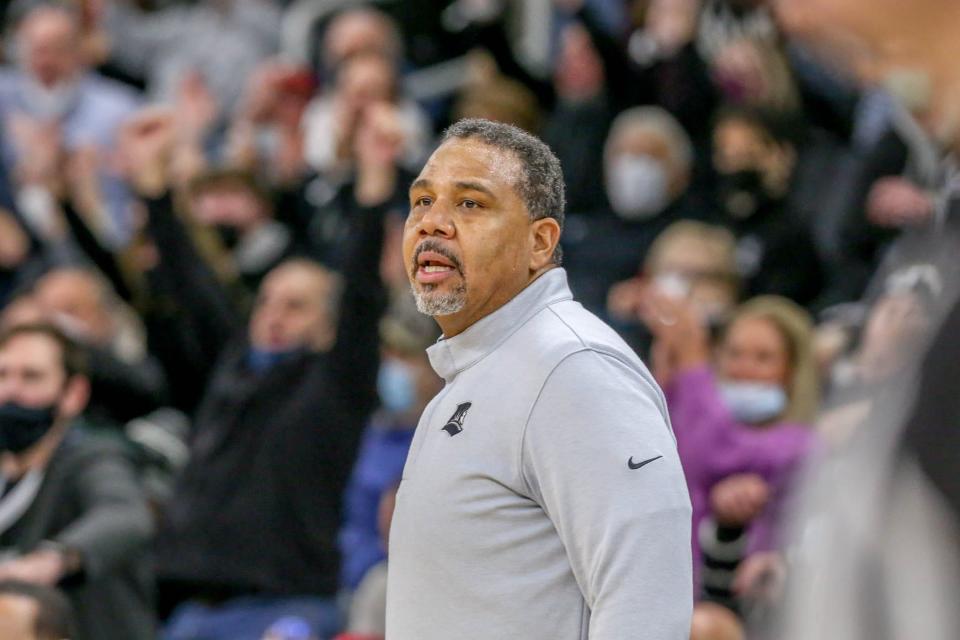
{"left": 442, "top": 402, "right": 472, "bottom": 436}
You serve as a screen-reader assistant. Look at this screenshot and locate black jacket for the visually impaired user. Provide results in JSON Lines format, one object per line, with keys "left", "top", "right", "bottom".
{"left": 0, "top": 429, "right": 156, "bottom": 640}
{"left": 149, "top": 191, "right": 386, "bottom": 604}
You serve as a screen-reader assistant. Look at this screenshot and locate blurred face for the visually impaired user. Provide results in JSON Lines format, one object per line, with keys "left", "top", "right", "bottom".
{"left": 248, "top": 264, "right": 334, "bottom": 352}
{"left": 0, "top": 334, "right": 68, "bottom": 409}
{"left": 555, "top": 23, "right": 604, "bottom": 102}
{"left": 19, "top": 10, "right": 82, "bottom": 88}
{"left": 717, "top": 315, "right": 791, "bottom": 387}
{"left": 405, "top": 138, "right": 558, "bottom": 336}
{"left": 713, "top": 119, "right": 768, "bottom": 176}
{"left": 339, "top": 54, "right": 395, "bottom": 109}
{"left": 0, "top": 594, "right": 39, "bottom": 640}
{"left": 190, "top": 186, "right": 268, "bottom": 231}
{"left": 325, "top": 11, "right": 395, "bottom": 70}
{"left": 34, "top": 271, "right": 112, "bottom": 344}
{"left": 653, "top": 237, "right": 738, "bottom": 317}
{"left": 607, "top": 126, "right": 684, "bottom": 197}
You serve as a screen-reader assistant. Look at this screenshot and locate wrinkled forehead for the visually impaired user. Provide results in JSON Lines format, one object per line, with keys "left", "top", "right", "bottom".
{"left": 416, "top": 138, "right": 523, "bottom": 195}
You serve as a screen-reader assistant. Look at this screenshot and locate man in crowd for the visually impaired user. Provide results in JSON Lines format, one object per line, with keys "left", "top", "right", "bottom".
{"left": 113, "top": 108, "right": 388, "bottom": 639}
{"left": 0, "top": 323, "right": 155, "bottom": 639}
{"left": 0, "top": 5, "right": 139, "bottom": 246}
{"left": 0, "top": 580, "right": 75, "bottom": 640}
{"left": 386, "top": 119, "right": 691, "bottom": 638}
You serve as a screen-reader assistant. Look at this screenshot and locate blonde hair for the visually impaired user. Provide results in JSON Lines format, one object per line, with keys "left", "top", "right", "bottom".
{"left": 644, "top": 220, "right": 738, "bottom": 280}
{"left": 727, "top": 296, "right": 819, "bottom": 424}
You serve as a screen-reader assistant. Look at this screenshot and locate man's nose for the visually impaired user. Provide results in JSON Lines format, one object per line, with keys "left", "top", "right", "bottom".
{"left": 417, "top": 199, "right": 455, "bottom": 238}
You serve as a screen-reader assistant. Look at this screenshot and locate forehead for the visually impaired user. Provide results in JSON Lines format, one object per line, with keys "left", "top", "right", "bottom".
{"left": 262, "top": 265, "right": 330, "bottom": 299}
{"left": 414, "top": 138, "right": 521, "bottom": 193}
{"left": 0, "top": 333, "right": 63, "bottom": 370}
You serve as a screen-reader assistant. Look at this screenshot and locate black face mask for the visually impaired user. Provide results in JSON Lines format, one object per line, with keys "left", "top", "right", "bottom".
{"left": 215, "top": 224, "right": 242, "bottom": 250}
{"left": 0, "top": 402, "right": 58, "bottom": 454}
{"left": 717, "top": 169, "right": 768, "bottom": 219}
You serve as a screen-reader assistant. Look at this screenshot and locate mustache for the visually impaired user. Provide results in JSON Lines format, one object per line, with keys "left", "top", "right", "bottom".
{"left": 412, "top": 239, "right": 464, "bottom": 275}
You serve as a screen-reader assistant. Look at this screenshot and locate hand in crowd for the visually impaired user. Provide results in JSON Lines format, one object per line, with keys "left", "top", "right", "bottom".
{"left": 709, "top": 473, "right": 770, "bottom": 527}
{"left": 866, "top": 176, "right": 934, "bottom": 228}
{"left": 732, "top": 550, "right": 787, "bottom": 604}
{"left": 0, "top": 549, "right": 69, "bottom": 587}
{"left": 0, "top": 210, "right": 30, "bottom": 269}
{"left": 117, "top": 107, "right": 177, "bottom": 197}
{"left": 354, "top": 102, "right": 404, "bottom": 206}
{"left": 637, "top": 284, "right": 711, "bottom": 385}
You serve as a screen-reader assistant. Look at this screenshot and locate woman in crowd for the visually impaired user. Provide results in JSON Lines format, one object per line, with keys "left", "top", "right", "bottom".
{"left": 641, "top": 291, "right": 818, "bottom": 615}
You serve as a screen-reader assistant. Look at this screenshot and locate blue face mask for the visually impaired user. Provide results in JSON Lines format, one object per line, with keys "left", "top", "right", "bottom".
{"left": 718, "top": 381, "right": 787, "bottom": 424}
{"left": 246, "top": 347, "right": 302, "bottom": 374}
{"left": 377, "top": 359, "right": 417, "bottom": 415}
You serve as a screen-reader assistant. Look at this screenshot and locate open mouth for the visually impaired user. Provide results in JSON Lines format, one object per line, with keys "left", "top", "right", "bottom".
{"left": 413, "top": 244, "right": 462, "bottom": 284}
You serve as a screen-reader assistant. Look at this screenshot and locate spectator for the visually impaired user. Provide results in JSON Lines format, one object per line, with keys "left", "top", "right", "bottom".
{"left": 0, "top": 580, "right": 76, "bottom": 640}
{"left": 563, "top": 106, "right": 709, "bottom": 314}
{"left": 0, "top": 323, "right": 155, "bottom": 639}
{"left": 711, "top": 105, "right": 824, "bottom": 304}
{"left": 301, "top": 45, "right": 430, "bottom": 177}
{"left": 640, "top": 293, "right": 817, "bottom": 606}
{"left": 113, "top": 108, "right": 389, "bottom": 639}
{"left": 186, "top": 169, "right": 296, "bottom": 294}
{"left": 607, "top": 220, "right": 740, "bottom": 352}
{"left": 0, "top": 5, "right": 140, "bottom": 246}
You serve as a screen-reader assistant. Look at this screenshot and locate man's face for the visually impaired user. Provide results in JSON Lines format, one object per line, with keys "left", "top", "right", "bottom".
{"left": 19, "top": 11, "right": 81, "bottom": 88}
{"left": 404, "top": 138, "right": 537, "bottom": 334}
{"left": 0, "top": 594, "right": 39, "bottom": 640}
{"left": 248, "top": 264, "right": 334, "bottom": 352}
{"left": 34, "top": 271, "right": 112, "bottom": 345}
{"left": 0, "top": 334, "right": 67, "bottom": 409}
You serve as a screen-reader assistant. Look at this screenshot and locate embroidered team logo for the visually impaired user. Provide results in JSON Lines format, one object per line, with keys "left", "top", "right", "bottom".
{"left": 442, "top": 402, "right": 472, "bottom": 436}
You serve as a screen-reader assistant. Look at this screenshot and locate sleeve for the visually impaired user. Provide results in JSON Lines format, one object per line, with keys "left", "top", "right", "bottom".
{"left": 521, "top": 350, "right": 693, "bottom": 639}
{"left": 664, "top": 365, "right": 738, "bottom": 443}
{"left": 53, "top": 445, "right": 154, "bottom": 579}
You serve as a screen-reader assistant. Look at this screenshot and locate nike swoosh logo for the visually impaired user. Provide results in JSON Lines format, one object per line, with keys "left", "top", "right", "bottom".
{"left": 628, "top": 455, "right": 663, "bottom": 470}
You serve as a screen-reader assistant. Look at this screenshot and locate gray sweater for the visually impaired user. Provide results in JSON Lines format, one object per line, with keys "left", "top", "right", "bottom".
{"left": 386, "top": 268, "right": 692, "bottom": 639}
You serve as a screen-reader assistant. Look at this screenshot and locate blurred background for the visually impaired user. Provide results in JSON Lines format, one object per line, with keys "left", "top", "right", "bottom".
{"left": 0, "top": 0, "right": 956, "bottom": 638}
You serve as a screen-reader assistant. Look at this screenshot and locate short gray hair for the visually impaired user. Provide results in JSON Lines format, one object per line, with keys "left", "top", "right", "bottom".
{"left": 606, "top": 106, "right": 694, "bottom": 174}
{"left": 442, "top": 118, "right": 566, "bottom": 263}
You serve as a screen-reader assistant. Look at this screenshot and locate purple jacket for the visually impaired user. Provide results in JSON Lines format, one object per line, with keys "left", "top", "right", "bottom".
{"left": 665, "top": 366, "right": 814, "bottom": 584}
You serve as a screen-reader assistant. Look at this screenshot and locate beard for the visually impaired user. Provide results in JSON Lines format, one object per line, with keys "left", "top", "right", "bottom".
{"left": 411, "top": 280, "right": 467, "bottom": 316}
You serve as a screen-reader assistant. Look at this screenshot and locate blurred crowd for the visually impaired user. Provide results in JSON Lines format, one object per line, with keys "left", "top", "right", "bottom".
{"left": 0, "top": 0, "right": 956, "bottom": 638}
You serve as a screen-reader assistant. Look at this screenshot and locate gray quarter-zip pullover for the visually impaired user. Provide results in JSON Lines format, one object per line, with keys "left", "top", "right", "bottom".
{"left": 386, "top": 268, "right": 692, "bottom": 639}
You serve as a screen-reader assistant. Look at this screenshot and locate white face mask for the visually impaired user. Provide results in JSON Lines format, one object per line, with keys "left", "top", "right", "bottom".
{"left": 606, "top": 154, "right": 670, "bottom": 221}
{"left": 718, "top": 380, "right": 787, "bottom": 424}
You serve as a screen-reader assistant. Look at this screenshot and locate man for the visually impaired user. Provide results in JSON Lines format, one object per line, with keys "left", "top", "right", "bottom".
{"left": 0, "top": 323, "right": 155, "bottom": 639}
{"left": 0, "top": 580, "right": 75, "bottom": 640}
{"left": 386, "top": 119, "right": 692, "bottom": 638}
{"left": 0, "top": 5, "right": 139, "bottom": 246}
{"left": 113, "top": 109, "right": 389, "bottom": 639}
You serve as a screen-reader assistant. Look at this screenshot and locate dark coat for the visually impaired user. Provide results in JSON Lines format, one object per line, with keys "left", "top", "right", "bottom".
{"left": 0, "top": 429, "right": 156, "bottom": 640}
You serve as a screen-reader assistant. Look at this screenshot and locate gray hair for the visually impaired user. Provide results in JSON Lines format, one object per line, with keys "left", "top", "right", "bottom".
{"left": 606, "top": 106, "right": 694, "bottom": 174}
{"left": 442, "top": 118, "right": 566, "bottom": 264}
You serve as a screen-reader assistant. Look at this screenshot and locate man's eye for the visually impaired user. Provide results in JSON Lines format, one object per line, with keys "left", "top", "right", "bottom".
{"left": 461, "top": 199, "right": 479, "bottom": 209}
{"left": 415, "top": 196, "right": 432, "bottom": 207}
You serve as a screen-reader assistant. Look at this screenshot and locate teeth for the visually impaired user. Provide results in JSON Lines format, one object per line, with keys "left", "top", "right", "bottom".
{"left": 423, "top": 265, "right": 453, "bottom": 273}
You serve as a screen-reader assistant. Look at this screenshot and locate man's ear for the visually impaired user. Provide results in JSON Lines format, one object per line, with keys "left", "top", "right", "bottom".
{"left": 529, "top": 217, "right": 562, "bottom": 272}
{"left": 60, "top": 375, "right": 90, "bottom": 420}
